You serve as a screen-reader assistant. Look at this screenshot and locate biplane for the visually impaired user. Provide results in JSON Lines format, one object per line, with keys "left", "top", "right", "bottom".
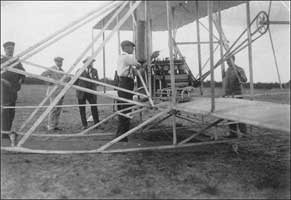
{"left": 1, "top": 1, "right": 290, "bottom": 154}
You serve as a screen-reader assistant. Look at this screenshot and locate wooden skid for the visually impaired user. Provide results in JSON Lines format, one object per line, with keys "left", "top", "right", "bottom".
{"left": 1, "top": 138, "right": 241, "bottom": 154}
{"left": 15, "top": 132, "right": 114, "bottom": 138}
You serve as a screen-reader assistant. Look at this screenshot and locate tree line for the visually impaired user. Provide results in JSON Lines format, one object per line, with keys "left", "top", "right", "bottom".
{"left": 24, "top": 77, "right": 290, "bottom": 89}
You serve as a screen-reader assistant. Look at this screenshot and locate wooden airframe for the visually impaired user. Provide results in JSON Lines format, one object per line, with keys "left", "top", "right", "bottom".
{"left": 1, "top": 1, "right": 290, "bottom": 154}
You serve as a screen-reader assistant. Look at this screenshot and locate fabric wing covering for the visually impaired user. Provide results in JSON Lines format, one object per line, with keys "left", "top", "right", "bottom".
{"left": 93, "top": 1, "right": 246, "bottom": 31}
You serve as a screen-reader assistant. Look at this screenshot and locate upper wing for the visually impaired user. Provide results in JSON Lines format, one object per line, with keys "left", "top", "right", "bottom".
{"left": 93, "top": 1, "right": 246, "bottom": 31}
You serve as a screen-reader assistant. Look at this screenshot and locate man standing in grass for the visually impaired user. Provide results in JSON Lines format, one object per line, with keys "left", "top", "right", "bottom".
{"left": 223, "top": 55, "right": 248, "bottom": 138}
{"left": 75, "top": 57, "right": 100, "bottom": 130}
{"left": 1, "top": 41, "right": 26, "bottom": 141}
{"left": 115, "top": 40, "right": 142, "bottom": 142}
{"left": 41, "top": 56, "right": 68, "bottom": 132}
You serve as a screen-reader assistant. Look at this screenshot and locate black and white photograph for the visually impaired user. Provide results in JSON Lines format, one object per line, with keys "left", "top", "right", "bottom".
{"left": 1, "top": 1, "right": 290, "bottom": 199}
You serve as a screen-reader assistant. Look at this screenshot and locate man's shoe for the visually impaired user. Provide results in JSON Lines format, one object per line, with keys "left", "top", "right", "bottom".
{"left": 82, "top": 126, "right": 88, "bottom": 130}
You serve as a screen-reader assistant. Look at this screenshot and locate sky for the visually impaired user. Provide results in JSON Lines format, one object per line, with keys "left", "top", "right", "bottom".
{"left": 1, "top": 1, "right": 290, "bottom": 83}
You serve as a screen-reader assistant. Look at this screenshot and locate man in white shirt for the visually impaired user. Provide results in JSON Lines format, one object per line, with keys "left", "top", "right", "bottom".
{"left": 41, "top": 56, "right": 68, "bottom": 131}
{"left": 116, "top": 40, "right": 141, "bottom": 142}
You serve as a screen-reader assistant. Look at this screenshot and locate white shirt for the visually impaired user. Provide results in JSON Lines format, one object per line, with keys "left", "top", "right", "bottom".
{"left": 116, "top": 51, "right": 139, "bottom": 77}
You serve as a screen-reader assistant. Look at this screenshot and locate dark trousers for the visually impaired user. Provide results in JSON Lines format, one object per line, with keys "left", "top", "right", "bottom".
{"left": 78, "top": 93, "right": 99, "bottom": 127}
{"left": 228, "top": 96, "right": 247, "bottom": 135}
{"left": 1, "top": 101, "right": 16, "bottom": 132}
{"left": 1, "top": 84, "right": 17, "bottom": 136}
{"left": 116, "top": 77, "right": 134, "bottom": 138}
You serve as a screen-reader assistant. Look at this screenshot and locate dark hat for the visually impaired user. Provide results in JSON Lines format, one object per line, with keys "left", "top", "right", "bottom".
{"left": 3, "top": 41, "right": 15, "bottom": 48}
{"left": 54, "top": 56, "right": 64, "bottom": 62}
{"left": 121, "top": 40, "right": 135, "bottom": 48}
{"left": 83, "top": 56, "right": 96, "bottom": 64}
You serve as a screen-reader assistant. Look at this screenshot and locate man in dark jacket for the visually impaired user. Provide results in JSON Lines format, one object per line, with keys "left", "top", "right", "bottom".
{"left": 1, "top": 41, "right": 25, "bottom": 139}
{"left": 75, "top": 57, "right": 100, "bottom": 129}
{"left": 223, "top": 55, "right": 247, "bottom": 138}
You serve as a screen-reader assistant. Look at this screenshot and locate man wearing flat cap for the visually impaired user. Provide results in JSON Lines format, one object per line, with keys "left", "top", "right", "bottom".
{"left": 1, "top": 41, "right": 26, "bottom": 139}
{"left": 115, "top": 40, "right": 142, "bottom": 142}
{"left": 41, "top": 56, "right": 70, "bottom": 131}
{"left": 75, "top": 57, "right": 100, "bottom": 129}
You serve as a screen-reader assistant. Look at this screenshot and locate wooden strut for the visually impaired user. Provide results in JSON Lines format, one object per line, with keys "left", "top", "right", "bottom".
{"left": 175, "top": 114, "right": 201, "bottom": 125}
{"left": 197, "top": 9, "right": 269, "bottom": 86}
{"left": 1, "top": 103, "right": 133, "bottom": 109}
{"left": 176, "top": 41, "right": 219, "bottom": 45}
{"left": 1, "top": 138, "right": 241, "bottom": 154}
{"left": 144, "top": 125, "right": 201, "bottom": 133}
{"left": 21, "top": 60, "right": 149, "bottom": 99}
{"left": 7, "top": 131, "right": 114, "bottom": 138}
{"left": 140, "top": 114, "right": 172, "bottom": 133}
{"left": 102, "top": 19, "right": 106, "bottom": 93}
{"left": 166, "top": 1, "right": 177, "bottom": 145}
{"left": 172, "top": 39, "right": 197, "bottom": 84}
{"left": 208, "top": 1, "right": 215, "bottom": 112}
{"left": 198, "top": 21, "right": 220, "bottom": 42}
{"left": 194, "top": 43, "right": 220, "bottom": 79}
{"left": 0, "top": 1, "right": 117, "bottom": 69}
{"left": 218, "top": 2, "right": 226, "bottom": 92}
{"left": 136, "top": 70, "right": 154, "bottom": 106}
{"left": 145, "top": 0, "right": 153, "bottom": 97}
{"left": 267, "top": 29, "right": 283, "bottom": 89}
{"left": 1, "top": 1, "right": 121, "bottom": 72}
{"left": 16, "top": 1, "right": 142, "bottom": 148}
{"left": 177, "top": 112, "right": 205, "bottom": 122}
{"left": 1, "top": 105, "right": 140, "bottom": 138}
{"left": 79, "top": 105, "right": 140, "bottom": 135}
{"left": 19, "top": 2, "right": 126, "bottom": 131}
{"left": 97, "top": 109, "right": 170, "bottom": 152}
{"left": 195, "top": 0, "right": 203, "bottom": 95}
{"left": 18, "top": 1, "right": 129, "bottom": 132}
{"left": 246, "top": 1, "right": 254, "bottom": 99}
{"left": 4, "top": 67, "right": 146, "bottom": 107}
{"left": 2, "top": 2, "right": 277, "bottom": 155}
{"left": 102, "top": 138, "right": 240, "bottom": 153}
{"left": 179, "top": 119, "right": 224, "bottom": 145}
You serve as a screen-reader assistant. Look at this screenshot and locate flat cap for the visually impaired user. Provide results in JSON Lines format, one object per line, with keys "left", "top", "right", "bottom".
{"left": 3, "top": 41, "right": 15, "bottom": 48}
{"left": 54, "top": 56, "right": 64, "bottom": 62}
{"left": 121, "top": 40, "right": 135, "bottom": 47}
{"left": 83, "top": 56, "right": 96, "bottom": 64}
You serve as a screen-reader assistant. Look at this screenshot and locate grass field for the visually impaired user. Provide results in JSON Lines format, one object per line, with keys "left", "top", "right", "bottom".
{"left": 1, "top": 84, "right": 290, "bottom": 199}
